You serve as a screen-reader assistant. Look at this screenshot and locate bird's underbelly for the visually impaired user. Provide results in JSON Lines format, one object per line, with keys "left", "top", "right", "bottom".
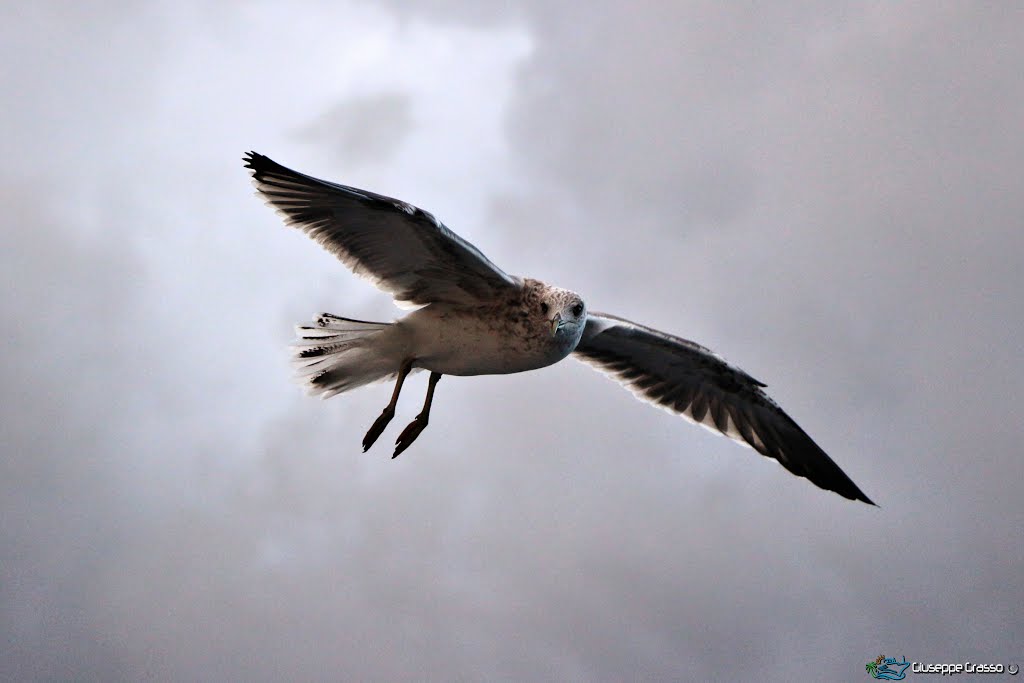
{"left": 398, "top": 307, "right": 576, "bottom": 376}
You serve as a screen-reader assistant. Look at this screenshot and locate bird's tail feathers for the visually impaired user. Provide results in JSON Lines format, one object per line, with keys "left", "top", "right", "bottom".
{"left": 291, "top": 313, "right": 405, "bottom": 399}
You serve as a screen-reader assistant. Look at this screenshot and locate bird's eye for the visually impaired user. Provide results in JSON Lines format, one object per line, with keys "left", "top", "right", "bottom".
{"left": 540, "top": 302, "right": 549, "bottom": 315}
{"left": 572, "top": 303, "right": 584, "bottom": 317}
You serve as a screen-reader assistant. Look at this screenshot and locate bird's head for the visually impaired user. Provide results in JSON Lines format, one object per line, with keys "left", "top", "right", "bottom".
{"left": 537, "top": 286, "right": 586, "bottom": 340}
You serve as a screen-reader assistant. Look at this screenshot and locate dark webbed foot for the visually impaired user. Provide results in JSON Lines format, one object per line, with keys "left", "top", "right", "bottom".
{"left": 362, "top": 408, "right": 394, "bottom": 452}
{"left": 393, "top": 414, "right": 429, "bottom": 458}
{"left": 391, "top": 371, "right": 442, "bottom": 459}
{"left": 362, "top": 359, "right": 413, "bottom": 453}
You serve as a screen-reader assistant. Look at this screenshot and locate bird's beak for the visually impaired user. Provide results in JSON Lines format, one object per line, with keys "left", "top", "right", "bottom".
{"left": 550, "top": 313, "right": 562, "bottom": 336}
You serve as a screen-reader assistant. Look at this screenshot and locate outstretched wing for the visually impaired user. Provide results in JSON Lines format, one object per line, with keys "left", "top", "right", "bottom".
{"left": 244, "top": 152, "right": 520, "bottom": 308}
{"left": 573, "top": 313, "right": 874, "bottom": 504}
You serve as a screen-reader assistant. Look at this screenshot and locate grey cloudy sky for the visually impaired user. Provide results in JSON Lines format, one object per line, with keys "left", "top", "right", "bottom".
{"left": 2, "top": 2, "right": 1021, "bottom": 681}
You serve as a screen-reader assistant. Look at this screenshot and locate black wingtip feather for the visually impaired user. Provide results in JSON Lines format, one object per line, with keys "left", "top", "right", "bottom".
{"left": 243, "top": 150, "right": 287, "bottom": 178}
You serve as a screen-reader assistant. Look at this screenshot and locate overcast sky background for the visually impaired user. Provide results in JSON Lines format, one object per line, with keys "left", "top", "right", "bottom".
{"left": 2, "top": 2, "right": 1022, "bottom": 681}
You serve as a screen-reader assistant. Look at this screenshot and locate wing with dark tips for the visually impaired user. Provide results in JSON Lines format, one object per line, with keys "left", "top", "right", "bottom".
{"left": 574, "top": 313, "right": 874, "bottom": 505}
{"left": 244, "top": 151, "right": 520, "bottom": 308}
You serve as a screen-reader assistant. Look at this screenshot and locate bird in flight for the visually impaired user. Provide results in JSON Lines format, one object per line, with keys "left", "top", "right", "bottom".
{"left": 244, "top": 152, "right": 873, "bottom": 504}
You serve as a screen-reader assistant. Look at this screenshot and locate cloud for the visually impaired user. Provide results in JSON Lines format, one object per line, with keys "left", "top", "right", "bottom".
{"left": 0, "top": 179, "right": 146, "bottom": 681}
{"left": 293, "top": 91, "right": 415, "bottom": 165}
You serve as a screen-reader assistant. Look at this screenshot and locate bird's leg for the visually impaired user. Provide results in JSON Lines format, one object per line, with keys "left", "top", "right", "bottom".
{"left": 362, "top": 359, "right": 413, "bottom": 452}
{"left": 393, "top": 371, "right": 442, "bottom": 458}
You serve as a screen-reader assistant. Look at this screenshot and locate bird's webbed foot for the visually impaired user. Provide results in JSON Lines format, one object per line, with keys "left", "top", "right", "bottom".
{"left": 363, "top": 359, "right": 413, "bottom": 452}
{"left": 393, "top": 414, "right": 429, "bottom": 458}
{"left": 362, "top": 408, "right": 395, "bottom": 452}
{"left": 391, "top": 371, "right": 442, "bottom": 458}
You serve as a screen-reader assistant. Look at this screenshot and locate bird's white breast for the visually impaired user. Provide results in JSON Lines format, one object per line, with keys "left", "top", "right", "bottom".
{"left": 397, "top": 304, "right": 581, "bottom": 376}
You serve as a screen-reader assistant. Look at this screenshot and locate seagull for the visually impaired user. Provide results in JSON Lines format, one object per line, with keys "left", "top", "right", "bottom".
{"left": 244, "top": 151, "right": 874, "bottom": 505}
